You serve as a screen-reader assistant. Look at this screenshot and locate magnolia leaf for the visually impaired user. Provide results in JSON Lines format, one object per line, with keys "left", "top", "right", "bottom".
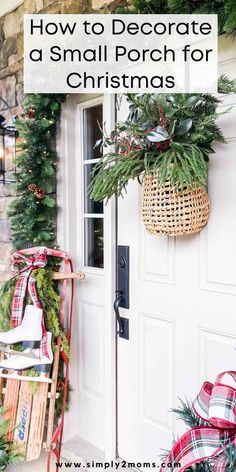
{"left": 147, "top": 126, "right": 169, "bottom": 142}
{"left": 175, "top": 119, "right": 193, "bottom": 136}
{"left": 94, "top": 139, "right": 102, "bottom": 149}
{"left": 184, "top": 96, "right": 200, "bottom": 108}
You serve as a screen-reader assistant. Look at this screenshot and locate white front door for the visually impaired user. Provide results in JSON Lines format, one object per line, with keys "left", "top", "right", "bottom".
{"left": 58, "top": 94, "right": 117, "bottom": 456}
{"left": 117, "top": 39, "right": 236, "bottom": 465}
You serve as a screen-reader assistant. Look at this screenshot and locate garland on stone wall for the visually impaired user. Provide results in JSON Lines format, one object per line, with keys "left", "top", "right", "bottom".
{"left": 116, "top": 0, "right": 236, "bottom": 36}
{"left": 8, "top": 94, "right": 66, "bottom": 250}
{"left": 2, "top": 94, "right": 69, "bottom": 416}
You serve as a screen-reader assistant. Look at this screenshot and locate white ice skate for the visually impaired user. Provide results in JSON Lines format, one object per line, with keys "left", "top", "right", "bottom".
{"left": 0, "top": 305, "right": 43, "bottom": 349}
{"left": 0, "top": 332, "right": 53, "bottom": 383}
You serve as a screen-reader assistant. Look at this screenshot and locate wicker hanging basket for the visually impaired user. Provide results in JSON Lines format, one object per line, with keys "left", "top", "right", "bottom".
{"left": 142, "top": 174, "right": 210, "bottom": 236}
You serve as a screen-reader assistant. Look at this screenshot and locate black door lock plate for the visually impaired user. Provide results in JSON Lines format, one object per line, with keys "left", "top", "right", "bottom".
{"left": 113, "top": 246, "right": 130, "bottom": 340}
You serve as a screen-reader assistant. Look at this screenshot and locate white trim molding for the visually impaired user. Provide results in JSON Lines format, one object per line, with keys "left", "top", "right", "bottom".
{"left": 0, "top": 0, "right": 23, "bottom": 17}
{"left": 57, "top": 93, "right": 117, "bottom": 459}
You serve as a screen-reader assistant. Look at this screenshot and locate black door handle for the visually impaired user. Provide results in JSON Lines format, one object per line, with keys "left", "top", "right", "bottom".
{"left": 113, "top": 292, "right": 129, "bottom": 340}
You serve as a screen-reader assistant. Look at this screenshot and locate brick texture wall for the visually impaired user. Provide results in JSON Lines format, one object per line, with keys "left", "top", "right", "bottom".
{"left": 0, "top": 0, "right": 127, "bottom": 272}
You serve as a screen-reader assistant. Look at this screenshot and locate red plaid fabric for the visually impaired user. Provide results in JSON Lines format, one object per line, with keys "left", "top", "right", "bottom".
{"left": 28, "top": 275, "right": 49, "bottom": 358}
{"left": 214, "top": 454, "right": 228, "bottom": 472}
{"left": 11, "top": 247, "right": 48, "bottom": 327}
{"left": 10, "top": 246, "right": 69, "bottom": 358}
{"left": 161, "top": 372, "right": 236, "bottom": 472}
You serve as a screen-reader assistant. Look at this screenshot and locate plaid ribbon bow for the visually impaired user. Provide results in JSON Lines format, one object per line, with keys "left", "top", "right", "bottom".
{"left": 11, "top": 247, "right": 50, "bottom": 357}
{"left": 10, "top": 246, "right": 68, "bottom": 358}
{"left": 161, "top": 371, "right": 236, "bottom": 472}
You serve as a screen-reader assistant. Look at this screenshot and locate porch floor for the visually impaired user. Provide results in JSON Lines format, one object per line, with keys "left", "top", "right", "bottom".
{"left": 7, "top": 437, "right": 106, "bottom": 471}
{"left": 8, "top": 453, "right": 67, "bottom": 471}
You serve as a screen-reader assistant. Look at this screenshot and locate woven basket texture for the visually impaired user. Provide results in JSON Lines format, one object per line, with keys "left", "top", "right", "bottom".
{"left": 142, "top": 174, "right": 210, "bottom": 236}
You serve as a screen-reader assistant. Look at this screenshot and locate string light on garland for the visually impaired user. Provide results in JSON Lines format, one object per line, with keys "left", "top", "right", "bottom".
{"left": 8, "top": 94, "right": 66, "bottom": 250}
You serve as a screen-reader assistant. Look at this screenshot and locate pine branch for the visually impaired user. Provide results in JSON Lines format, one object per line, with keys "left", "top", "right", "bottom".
{"left": 218, "top": 74, "right": 236, "bottom": 94}
{"left": 171, "top": 397, "right": 207, "bottom": 428}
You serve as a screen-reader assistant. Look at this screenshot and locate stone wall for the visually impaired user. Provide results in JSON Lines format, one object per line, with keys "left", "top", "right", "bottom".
{"left": 0, "top": 0, "right": 127, "bottom": 272}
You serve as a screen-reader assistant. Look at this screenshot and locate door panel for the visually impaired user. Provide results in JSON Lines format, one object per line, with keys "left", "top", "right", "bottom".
{"left": 117, "top": 68, "right": 236, "bottom": 464}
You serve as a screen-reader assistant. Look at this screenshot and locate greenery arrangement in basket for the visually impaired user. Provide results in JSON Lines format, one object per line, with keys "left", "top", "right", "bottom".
{"left": 89, "top": 75, "right": 236, "bottom": 204}
{"left": 89, "top": 76, "right": 236, "bottom": 236}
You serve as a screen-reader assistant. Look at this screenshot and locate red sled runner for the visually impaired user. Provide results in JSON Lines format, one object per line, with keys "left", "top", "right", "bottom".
{"left": 0, "top": 246, "right": 85, "bottom": 471}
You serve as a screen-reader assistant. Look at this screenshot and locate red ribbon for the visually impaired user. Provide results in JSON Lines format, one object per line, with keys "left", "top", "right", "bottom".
{"left": 10, "top": 246, "right": 69, "bottom": 358}
{"left": 161, "top": 372, "right": 236, "bottom": 472}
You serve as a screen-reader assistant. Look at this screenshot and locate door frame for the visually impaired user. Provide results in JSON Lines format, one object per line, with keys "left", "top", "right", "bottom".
{"left": 57, "top": 93, "right": 117, "bottom": 459}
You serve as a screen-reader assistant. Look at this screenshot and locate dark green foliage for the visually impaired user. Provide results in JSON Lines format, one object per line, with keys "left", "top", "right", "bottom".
{"left": 222, "top": 442, "right": 236, "bottom": 471}
{"left": 55, "top": 361, "right": 72, "bottom": 419}
{"left": 224, "top": 0, "right": 236, "bottom": 34}
{"left": 0, "top": 278, "right": 16, "bottom": 332}
{"left": 116, "top": 0, "right": 236, "bottom": 36}
{"left": 8, "top": 94, "right": 66, "bottom": 250}
{"left": 89, "top": 76, "right": 236, "bottom": 202}
{"left": 218, "top": 74, "right": 236, "bottom": 94}
{"left": 0, "top": 406, "right": 24, "bottom": 469}
{"left": 33, "top": 268, "right": 69, "bottom": 356}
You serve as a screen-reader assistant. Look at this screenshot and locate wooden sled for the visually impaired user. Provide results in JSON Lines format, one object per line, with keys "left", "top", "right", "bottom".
{"left": 0, "top": 260, "right": 85, "bottom": 471}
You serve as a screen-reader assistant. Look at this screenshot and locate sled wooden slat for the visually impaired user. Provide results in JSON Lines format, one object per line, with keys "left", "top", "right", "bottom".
{"left": 26, "top": 381, "right": 49, "bottom": 461}
{"left": 0, "top": 271, "right": 85, "bottom": 283}
{"left": 14, "top": 381, "right": 33, "bottom": 458}
{"left": 46, "top": 346, "right": 60, "bottom": 451}
{"left": 0, "top": 352, "right": 4, "bottom": 405}
{"left": 3, "top": 378, "right": 20, "bottom": 440}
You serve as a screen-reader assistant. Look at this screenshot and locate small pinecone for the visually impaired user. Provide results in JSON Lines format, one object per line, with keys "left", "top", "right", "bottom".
{"left": 28, "top": 183, "right": 45, "bottom": 199}
{"left": 26, "top": 107, "right": 35, "bottom": 119}
{"left": 57, "top": 380, "right": 65, "bottom": 392}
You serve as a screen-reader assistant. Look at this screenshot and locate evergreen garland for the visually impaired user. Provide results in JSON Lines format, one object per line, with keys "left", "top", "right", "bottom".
{"left": 8, "top": 94, "right": 66, "bottom": 250}
{"left": 115, "top": 0, "right": 236, "bottom": 36}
